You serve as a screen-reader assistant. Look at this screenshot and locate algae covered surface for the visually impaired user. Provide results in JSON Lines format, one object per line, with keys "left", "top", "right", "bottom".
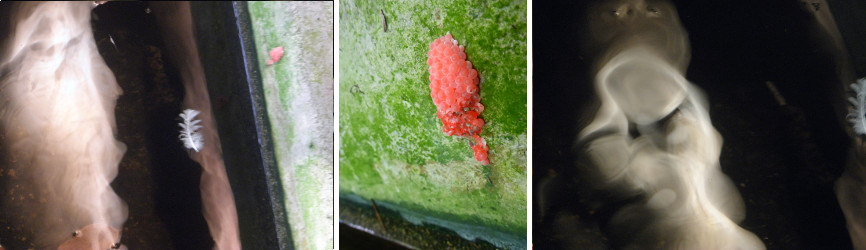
{"left": 339, "top": 0, "right": 527, "bottom": 247}
{"left": 248, "top": 2, "right": 334, "bottom": 250}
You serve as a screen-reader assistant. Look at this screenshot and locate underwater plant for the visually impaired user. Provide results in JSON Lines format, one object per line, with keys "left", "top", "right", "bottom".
{"left": 848, "top": 78, "right": 866, "bottom": 135}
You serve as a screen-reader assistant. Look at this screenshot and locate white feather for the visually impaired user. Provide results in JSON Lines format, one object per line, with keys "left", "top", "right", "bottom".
{"left": 178, "top": 109, "right": 204, "bottom": 152}
{"left": 848, "top": 78, "right": 866, "bottom": 135}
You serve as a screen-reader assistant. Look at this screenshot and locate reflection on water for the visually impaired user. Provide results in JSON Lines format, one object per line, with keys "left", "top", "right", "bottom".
{"left": 576, "top": 0, "right": 763, "bottom": 248}
{"left": 0, "top": 2, "right": 127, "bottom": 249}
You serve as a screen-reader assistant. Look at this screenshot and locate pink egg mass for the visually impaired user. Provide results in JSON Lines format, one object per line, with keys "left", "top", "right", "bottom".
{"left": 267, "top": 46, "right": 284, "bottom": 65}
{"left": 427, "top": 33, "right": 489, "bottom": 165}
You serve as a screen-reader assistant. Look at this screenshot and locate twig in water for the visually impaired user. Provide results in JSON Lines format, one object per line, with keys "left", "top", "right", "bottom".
{"left": 381, "top": 9, "right": 388, "bottom": 32}
{"left": 765, "top": 81, "right": 787, "bottom": 106}
{"left": 371, "top": 199, "right": 387, "bottom": 233}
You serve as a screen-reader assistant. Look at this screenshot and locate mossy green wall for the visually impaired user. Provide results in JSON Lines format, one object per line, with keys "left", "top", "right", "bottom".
{"left": 339, "top": 0, "right": 527, "bottom": 248}
{"left": 248, "top": 2, "right": 334, "bottom": 250}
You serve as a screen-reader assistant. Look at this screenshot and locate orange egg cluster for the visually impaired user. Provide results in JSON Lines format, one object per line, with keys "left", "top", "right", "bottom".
{"left": 427, "top": 33, "right": 489, "bottom": 165}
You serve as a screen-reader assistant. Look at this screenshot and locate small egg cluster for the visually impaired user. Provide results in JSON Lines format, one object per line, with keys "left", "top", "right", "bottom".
{"left": 427, "top": 33, "right": 489, "bottom": 165}
{"left": 267, "top": 46, "right": 284, "bottom": 65}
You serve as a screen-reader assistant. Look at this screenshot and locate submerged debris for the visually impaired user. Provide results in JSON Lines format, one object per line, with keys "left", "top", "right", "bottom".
{"left": 178, "top": 109, "right": 204, "bottom": 152}
{"left": 371, "top": 199, "right": 387, "bottom": 233}
{"left": 381, "top": 9, "right": 388, "bottom": 32}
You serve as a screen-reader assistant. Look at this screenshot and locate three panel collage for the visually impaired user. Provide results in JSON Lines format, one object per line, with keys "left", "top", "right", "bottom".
{"left": 1, "top": 0, "right": 865, "bottom": 249}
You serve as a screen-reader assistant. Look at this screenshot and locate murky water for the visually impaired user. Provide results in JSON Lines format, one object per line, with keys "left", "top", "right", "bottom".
{"left": 576, "top": 1, "right": 762, "bottom": 248}
{"left": 0, "top": 2, "right": 127, "bottom": 248}
{"left": 536, "top": 0, "right": 855, "bottom": 249}
{"left": 0, "top": 2, "right": 239, "bottom": 249}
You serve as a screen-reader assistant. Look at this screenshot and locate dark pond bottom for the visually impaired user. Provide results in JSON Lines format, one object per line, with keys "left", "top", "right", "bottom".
{"left": 94, "top": 2, "right": 213, "bottom": 249}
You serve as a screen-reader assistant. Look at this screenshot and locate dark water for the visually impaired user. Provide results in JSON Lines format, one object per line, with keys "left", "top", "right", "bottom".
{"left": 92, "top": 2, "right": 213, "bottom": 249}
{"left": 339, "top": 194, "right": 498, "bottom": 249}
{"left": 0, "top": 2, "right": 294, "bottom": 249}
{"left": 535, "top": 0, "right": 854, "bottom": 249}
{"left": 0, "top": 2, "right": 213, "bottom": 249}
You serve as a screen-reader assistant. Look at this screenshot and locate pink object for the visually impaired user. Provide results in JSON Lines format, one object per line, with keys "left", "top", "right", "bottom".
{"left": 267, "top": 46, "right": 284, "bottom": 65}
{"left": 427, "top": 33, "right": 489, "bottom": 165}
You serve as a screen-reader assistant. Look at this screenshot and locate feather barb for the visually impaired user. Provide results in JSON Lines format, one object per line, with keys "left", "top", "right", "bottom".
{"left": 178, "top": 109, "right": 204, "bottom": 152}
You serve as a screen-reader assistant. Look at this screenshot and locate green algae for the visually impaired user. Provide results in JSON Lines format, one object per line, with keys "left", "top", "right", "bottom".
{"left": 247, "top": 2, "right": 334, "bottom": 250}
{"left": 339, "top": 0, "right": 527, "bottom": 248}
